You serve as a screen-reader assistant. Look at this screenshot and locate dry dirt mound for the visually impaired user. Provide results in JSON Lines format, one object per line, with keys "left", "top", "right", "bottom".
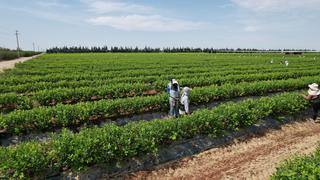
{"left": 128, "top": 120, "right": 320, "bottom": 180}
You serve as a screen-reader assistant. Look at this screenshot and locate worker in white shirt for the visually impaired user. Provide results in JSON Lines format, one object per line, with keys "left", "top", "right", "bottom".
{"left": 166, "top": 79, "right": 180, "bottom": 117}
{"left": 180, "top": 87, "right": 192, "bottom": 115}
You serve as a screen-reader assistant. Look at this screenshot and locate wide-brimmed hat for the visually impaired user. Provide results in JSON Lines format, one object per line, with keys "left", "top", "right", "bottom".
{"left": 172, "top": 79, "right": 178, "bottom": 85}
{"left": 308, "top": 83, "right": 320, "bottom": 95}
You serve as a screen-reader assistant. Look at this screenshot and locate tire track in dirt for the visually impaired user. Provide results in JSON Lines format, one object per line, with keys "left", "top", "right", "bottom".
{"left": 127, "top": 120, "right": 320, "bottom": 180}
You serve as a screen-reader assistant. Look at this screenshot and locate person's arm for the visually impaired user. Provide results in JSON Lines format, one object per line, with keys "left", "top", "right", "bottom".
{"left": 184, "top": 98, "right": 190, "bottom": 114}
{"left": 302, "top": 94, "right": 313, "bottom": 100}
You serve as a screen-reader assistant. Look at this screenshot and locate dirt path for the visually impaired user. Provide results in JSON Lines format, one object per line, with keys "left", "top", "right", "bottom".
{"left": 0, "top": 54, "right": 43, "bottom": 72}
{"left": 128, "top": 120, "right": 320, "bottom": 180}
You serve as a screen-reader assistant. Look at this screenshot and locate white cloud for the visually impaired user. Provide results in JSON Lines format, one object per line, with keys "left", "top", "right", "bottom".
{"left": 218, "top": 3, "right": 234, "bottom": 9}
{"left": 0, "top": 4, "right": 78, "bottom": 25}
{"left": 84, "top": 0, "right": 206, "bottom": 32}
{"left": 35, "top": 0, "right": 70, "bottom": 8}
{"left": 243, "top": 25, "right": 260, "bottom": 32}
{"left": 87, "top": 15, "right": 203, "bottom": 31}
{"left": 231, "top": 0, "right": 320, "bottom": 12}
{"left": 87, "top": 0, "right": 154, "bottom": 14}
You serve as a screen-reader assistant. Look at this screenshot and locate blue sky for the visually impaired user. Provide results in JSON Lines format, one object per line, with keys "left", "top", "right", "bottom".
{"left": 0, "top": 0, "right": 320, "bottom": 51}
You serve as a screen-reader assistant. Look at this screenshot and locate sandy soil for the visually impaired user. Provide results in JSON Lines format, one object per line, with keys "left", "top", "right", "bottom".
{"left": 128, "top": 120, "right": 320, "bottom": 180}
{"left": 0, "top": 54, "right": 42, "bottom": 72}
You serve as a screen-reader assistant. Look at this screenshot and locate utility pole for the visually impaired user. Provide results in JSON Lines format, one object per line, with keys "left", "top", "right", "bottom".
{"left": 15, "top": 30, "right": 20, "bottom": 57}
{"left": 33, "top": 42, "right": 35, "bottom": 52}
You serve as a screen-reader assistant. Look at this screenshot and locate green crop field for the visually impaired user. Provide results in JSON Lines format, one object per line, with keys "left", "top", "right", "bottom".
{"left": 1, "top": 52, "right": 320, "bottom": 178}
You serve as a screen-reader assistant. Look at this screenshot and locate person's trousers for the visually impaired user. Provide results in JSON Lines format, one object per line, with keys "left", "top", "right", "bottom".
{"left": 169, "top": 97, "right": 179, "bottom": 117}
{"left": 312, "top": 102, "right": 320, "bottom": 120}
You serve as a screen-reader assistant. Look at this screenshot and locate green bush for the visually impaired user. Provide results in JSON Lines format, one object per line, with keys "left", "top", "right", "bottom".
{"left": 0, "top": 50, "right": 40, "bottom": 61}
{"left": 1, "top": 76, "right": 316, "bottom": 134}
{"left": 0, "top": 50, "right": 18, "bottom": 60}
{"left": 0, "top": 92, "right": 309, "bottom": 178}
{"left": 272, "top": 146, "right": 320, "bottom": 179}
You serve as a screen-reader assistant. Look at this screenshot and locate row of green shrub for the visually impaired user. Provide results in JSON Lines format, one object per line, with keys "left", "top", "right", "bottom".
{"left": 1, "top": 70, "right": 320, "bottom": 113}
{"left": 8, "top": 59, "right": 316, "bottom": 76}
{"left": 272, "top": 146, "right": 320, "bottom": 179}
{"left": 0, "top": 92, "right": 309, "bottom": 178}
{"left": 2, "top": 62, "right": 314, "bottom": 86}
{"left": 0, "top": 83, "right": 152, "bottom": 112}
{"left": 0, "top": 76, "right": 316, "bottom": 135}
{"left": 2, "top": 64, "right": 316, "bottom": 92}
{"left": 2, "top": 65, "right": 318, "bottom": 94}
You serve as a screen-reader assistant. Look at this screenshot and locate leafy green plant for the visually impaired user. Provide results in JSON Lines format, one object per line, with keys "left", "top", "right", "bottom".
{"left": 0, "top": 92, "right": 310, "bottom": 178}
{"left": 272, "top": 145, "right": 320, "bottom": 179}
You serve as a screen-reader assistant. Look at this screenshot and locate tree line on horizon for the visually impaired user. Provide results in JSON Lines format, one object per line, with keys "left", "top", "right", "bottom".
{"left": 46, "top": 46, "right": 316, "bottom": 53}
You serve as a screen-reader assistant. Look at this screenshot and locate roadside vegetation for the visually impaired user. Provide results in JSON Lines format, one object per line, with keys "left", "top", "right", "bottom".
{"left": 0, "top": 47, "right": 40, "bottom": 61}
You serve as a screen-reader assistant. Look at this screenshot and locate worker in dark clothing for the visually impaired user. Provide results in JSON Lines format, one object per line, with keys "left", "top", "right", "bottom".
{"left": 302, "top": 83, "right": 320, "bottom": 122}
